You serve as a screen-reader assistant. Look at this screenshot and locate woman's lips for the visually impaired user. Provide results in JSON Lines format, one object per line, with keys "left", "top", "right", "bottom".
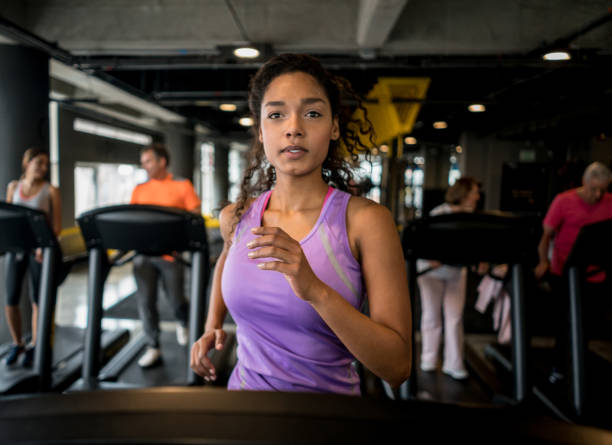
{"left": 281, "top": 145, "right": 307, "bottom": 159}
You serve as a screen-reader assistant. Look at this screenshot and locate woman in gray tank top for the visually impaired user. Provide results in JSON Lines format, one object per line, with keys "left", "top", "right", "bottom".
{"left": 4, "top": 147, "right": 62, "bottom": 367}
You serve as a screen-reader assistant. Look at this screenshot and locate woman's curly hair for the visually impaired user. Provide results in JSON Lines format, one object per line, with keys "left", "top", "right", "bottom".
{"left": 232, "top": 53, "right": 376, "bottom": 230}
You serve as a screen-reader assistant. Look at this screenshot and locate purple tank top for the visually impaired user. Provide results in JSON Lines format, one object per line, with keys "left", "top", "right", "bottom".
{"left": 222, "top": 188, "right": 364, "bottom": 395}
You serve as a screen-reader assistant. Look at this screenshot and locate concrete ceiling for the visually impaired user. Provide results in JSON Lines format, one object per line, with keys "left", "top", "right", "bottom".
{"left": 1, "top": 0, "right": 611, "bottom": 142}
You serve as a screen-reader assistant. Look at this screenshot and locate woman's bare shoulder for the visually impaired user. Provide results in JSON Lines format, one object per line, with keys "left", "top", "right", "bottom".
{"left": 347, "top": 195, "right": 393, "bottom": 225}
{"left": 218, "top": 198, "right": 256, "bottom": 241}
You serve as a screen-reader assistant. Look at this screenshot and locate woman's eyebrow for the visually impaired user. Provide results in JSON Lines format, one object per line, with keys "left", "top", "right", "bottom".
{"left": 263, "top": 97, "right": 326, "bottom": 108}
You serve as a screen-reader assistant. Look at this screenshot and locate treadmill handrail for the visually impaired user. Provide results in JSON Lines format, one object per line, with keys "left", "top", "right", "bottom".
{"left": 563, "top": 218, "right": 612, "bottom": 272}
{"left": 0, "top": 201, "right": 58, "bottom": 252}
{"left": 77, "top": 204, "right": 208, "bottom": 255}
{"left": 402, "top": 211, "right": 537, "bottom": 264}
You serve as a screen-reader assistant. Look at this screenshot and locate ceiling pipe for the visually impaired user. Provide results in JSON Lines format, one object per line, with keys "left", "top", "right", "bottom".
{"left": 529, "top": 7, "right": 612, "bottom": 56}
{"left": 0, "top": 15, "right": 74, "bottom": 65}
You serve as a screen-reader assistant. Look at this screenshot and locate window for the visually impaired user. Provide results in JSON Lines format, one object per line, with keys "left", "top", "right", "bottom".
{"left": 228, "top": 142, "right": 248, "bottom": 202}
{"left": 357, "top": 155, "right": 382, "bottom": 202}
{"left": 448, "top": 155, "right": 461, "bottom": 185}
{"left": 405, "top": 157, "right": 424, "bottom": 218}
{"left": 74, "top": 162, "right": 146, "bottom": 218}
{"left": 200, "top": 142, "right": 215, "bottom": 215}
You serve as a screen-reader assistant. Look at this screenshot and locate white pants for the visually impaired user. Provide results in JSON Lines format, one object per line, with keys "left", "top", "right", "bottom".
{"left": 418, "top": 267, "right": 467, "bottom": 371}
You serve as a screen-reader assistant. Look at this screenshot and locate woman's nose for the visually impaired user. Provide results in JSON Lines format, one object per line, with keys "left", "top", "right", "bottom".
{"left": 285, "top": 116, "right": 303, "bottom": 138}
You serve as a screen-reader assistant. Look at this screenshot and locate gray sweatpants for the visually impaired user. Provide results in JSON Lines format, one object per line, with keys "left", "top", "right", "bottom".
{"left": 133, "top": 255, "right": 189, "bottom": 348}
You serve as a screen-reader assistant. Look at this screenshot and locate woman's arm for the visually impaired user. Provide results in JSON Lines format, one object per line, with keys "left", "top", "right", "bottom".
{"left": 535, "top": 225, "right": 554, "bottom": 279}
{"left": 6, "top": 180, "right": 17, "bottom": 203}
{"left": 249, "top": 198, "right": 412, "bottom": 388}
{"left": 49, "top": 185, "right": 62, "bottom": 236}
{"left": 190, "top": 204, "right": 234, "bottom": 379}
{"left": 317, "top": 199, "right": 412, "bottom": 387}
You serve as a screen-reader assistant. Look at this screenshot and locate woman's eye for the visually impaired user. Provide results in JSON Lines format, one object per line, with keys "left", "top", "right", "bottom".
{"left": 267, "top": 112, "right": 281, "bottom": 119}
{"left": 305, "top": 111, "right": 322, "bottom": 118}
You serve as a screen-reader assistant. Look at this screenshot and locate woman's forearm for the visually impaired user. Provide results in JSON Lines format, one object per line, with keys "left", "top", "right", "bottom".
{"left": 205, "top": 249, "right": 229, "bottom": 330}
{"left": 310, "top": 285, "right": 412, "bottom": 388}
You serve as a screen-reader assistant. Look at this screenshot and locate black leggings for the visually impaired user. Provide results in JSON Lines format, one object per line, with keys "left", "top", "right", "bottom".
{"left": 4, "top": 251, "right": 42, "bottom": 306}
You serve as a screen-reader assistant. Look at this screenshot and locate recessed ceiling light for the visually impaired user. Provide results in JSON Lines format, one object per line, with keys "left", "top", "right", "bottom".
{"left": 404, "top": 136, "right": 417, "bottom": 145}
{"left": 543, "top": 51, "right": 570, "bottom": 61}
{"left": 433, "top": 121, "right": 448, "bottom": 129}
{"left": 219, "top": 103, "right": 237, "bottom": 112}
{"left": 468, "top": 104, "right": 486, "bottom": 112}
{"left": 239, "top": 117, "right": 254, "bottom": 127}
{"left": 234, "top": 47, "right": 260, "bottom": 58}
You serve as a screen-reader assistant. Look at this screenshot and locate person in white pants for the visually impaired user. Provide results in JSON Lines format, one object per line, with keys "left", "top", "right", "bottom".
{"left": 417, "top": 177, "right": 481, "bottom": 380}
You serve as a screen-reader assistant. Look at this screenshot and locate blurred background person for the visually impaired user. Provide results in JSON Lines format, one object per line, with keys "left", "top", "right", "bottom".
{"left": 417, "top": 177, "right": 480, "bottom": 380}
{"left": 3, "top": 147, "right": 61, "bottom": 367}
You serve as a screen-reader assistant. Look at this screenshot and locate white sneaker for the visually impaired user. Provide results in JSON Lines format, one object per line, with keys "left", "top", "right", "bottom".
{"left": 420, "top": 361, "right": 437, "bottom": 372}
{"left": 442, "top": 367, "right": 469, "bottom": 380}
{"left": 138, "top": 347, "right": 161, "bottom": 368}
{"left": 176, "top": 325, "right": 188, "bottom": 346}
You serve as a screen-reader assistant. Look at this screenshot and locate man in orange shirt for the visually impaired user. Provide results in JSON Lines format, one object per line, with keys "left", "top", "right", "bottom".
{"left": 130, "top": 143, "right": 201, "bottom": 368}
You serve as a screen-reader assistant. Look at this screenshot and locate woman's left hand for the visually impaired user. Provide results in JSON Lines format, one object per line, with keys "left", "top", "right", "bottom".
{"left": 247, "top": 226, "right": 324, "bottom": 302}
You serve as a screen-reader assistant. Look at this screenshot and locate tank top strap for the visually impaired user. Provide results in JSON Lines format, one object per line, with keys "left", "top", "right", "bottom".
{"left": 234, "top": 192, "right": 271, "bottom": 244}
{"left": 321, "top": 188, "right": 350, "bottom": 231}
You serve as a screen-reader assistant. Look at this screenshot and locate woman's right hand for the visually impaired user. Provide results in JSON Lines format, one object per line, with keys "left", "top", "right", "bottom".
{"left": 190, "top": 328, "right": 226, "bottom": 381}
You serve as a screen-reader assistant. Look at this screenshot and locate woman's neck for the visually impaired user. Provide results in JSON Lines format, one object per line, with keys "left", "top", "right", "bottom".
{"left": 22, "top": 176, "right": 44, "bottom": 187}
{"left": 270, "top": 175, "right": 329, "bottom": 212}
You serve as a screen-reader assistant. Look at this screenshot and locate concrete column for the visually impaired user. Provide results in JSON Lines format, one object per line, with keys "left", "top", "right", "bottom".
{"left": 163, "top": 123, "right": 195, "bottom": 181}
{"left": 213, "top": 141, "right": 229, "bottom": 210}
{"left": 0, "top": 45, "right": 49, "bottom": 197}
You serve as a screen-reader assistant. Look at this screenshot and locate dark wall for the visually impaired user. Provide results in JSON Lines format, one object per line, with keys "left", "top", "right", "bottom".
{"left": 57, "top": 105, "right": 161, "bottom": 227}
{"left": 0, "top": 45, "right": 49, "bottom": 198}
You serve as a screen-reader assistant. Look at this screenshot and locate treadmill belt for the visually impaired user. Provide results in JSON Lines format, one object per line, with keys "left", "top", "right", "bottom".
{"left": 104, "top": 292, "right": 175, "bottom": 321}
{"left": 117, "top": 330, "right": 190, "bottom": 387}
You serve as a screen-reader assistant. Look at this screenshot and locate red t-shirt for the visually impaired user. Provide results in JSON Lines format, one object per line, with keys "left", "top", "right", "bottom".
{"left": 543, "top": 189, "right": 612, "bottom": 279}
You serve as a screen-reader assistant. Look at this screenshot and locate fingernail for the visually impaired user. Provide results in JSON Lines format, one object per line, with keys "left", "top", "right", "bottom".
{"left": 246, "top": 241, "right": 255, "bottom": 248}
{"left": 257, "top": 263, "right": 265, "bottom": 269}
{"left": 247, "top": 252, "right": 255, "bottom": 258}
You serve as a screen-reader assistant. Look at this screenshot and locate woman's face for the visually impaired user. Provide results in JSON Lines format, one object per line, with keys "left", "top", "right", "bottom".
{"left": 25, "top": 154, "right": 49, "bottom": 180}
{"left": 258, "top": 72, "right": 339, "bottom": 180}
{"left": 461, "top": 184, "right": 480, "bottom": 210}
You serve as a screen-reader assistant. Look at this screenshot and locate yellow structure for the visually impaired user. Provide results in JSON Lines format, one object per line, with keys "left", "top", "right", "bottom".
{"left": 355, "top": 77, "right": 430, "bottom": 149}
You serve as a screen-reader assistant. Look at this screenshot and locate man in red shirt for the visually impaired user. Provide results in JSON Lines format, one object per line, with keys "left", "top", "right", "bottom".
{"left": 535, "top": 161, "right": 612, "bottom": 383}
{"left": 131, "top": 143, "right": 201, "bottom": 368}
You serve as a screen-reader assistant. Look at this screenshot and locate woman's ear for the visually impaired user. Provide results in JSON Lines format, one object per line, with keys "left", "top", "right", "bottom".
{"left": 258, "top": 126, "right": 263, "bottom": 143}
{"left": 331, "top": 117, "right": 340, "bottom": 141}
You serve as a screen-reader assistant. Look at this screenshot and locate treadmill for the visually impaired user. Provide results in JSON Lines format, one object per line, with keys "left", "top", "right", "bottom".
{"left": 400, "top": 211, "right": 538, "bottom": 403}
{"left": 541, "top": 219, "right": 612, "bottom": 426}
{"left": 0, "top": 202, "right": 129, "bottom": 394}
{"left": 71, "top": 204, "right": 210, "bottom": 390}
{"left": 1, "top": 386, "right": 611, "bottom": 444}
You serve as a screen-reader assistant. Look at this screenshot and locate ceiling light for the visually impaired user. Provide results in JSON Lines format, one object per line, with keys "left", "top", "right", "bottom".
{"left": 234, "top": 47, "right": 260, "bottom": 58}
{"left": 239, "top": 116, "right": 254, "bottom": 127}
{"left": 404, "top": 136, "right": 417, "bottom": 145}
{"left": 542, "top": 51, "right": 570, "bottom": 61}
{"left": 468, "top": 104, "right": 486, "bottom": 112}
{"left": 433, "top": 121, "right": 448, "bottom": 129}
{"left": 219, "top": 103, "right": 237, "bottom": 112}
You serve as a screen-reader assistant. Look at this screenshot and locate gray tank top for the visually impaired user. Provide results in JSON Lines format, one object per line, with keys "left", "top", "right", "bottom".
{"left": 12, "top": 181, "right": 52, "bottom": 217}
